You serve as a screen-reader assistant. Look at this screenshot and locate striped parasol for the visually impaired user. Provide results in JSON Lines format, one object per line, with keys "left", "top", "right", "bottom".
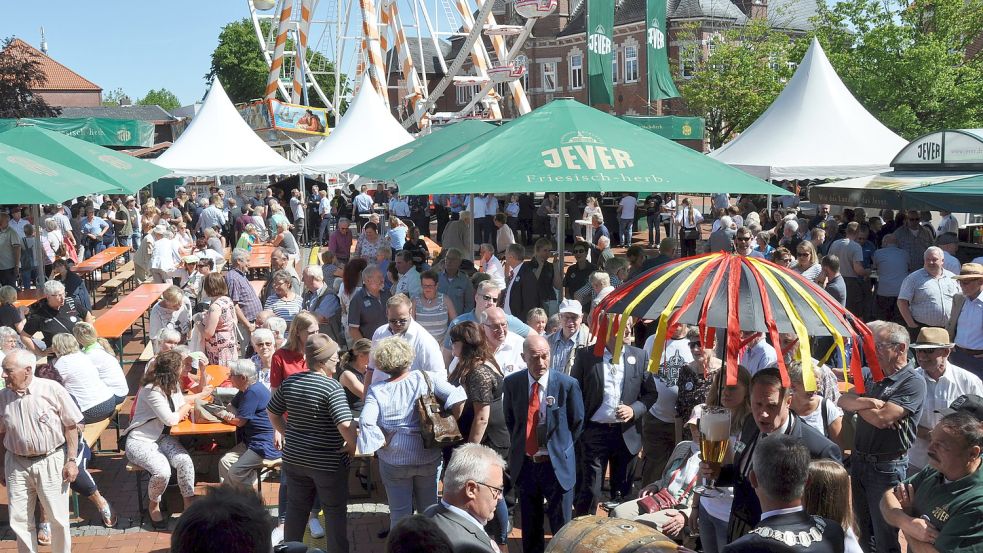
{"left": 590, "top": 252, "right": 883, "bottom": 393}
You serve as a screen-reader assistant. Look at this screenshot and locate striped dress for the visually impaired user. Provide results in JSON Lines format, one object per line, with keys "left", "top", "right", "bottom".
{"left": 413, "top": 293, "right": 450, "bottom": 345}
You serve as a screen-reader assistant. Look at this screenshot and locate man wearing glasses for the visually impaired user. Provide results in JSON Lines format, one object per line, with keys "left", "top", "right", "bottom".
{"left": 368, "top": 293, "right": 444, "bottom": 385}
{"left": 893, "top": 210, "right": 936, "bottom": 272}
{"left": 733, "top": 227, "right": 764, "bottom": 258}
{"left": 563, "top": 245, "right": 596, "bottom": 313}
{"left": 425, "top": 444, "right": 506, "bottom": 553}
{"left": 480, "top": 307, "right": 526, "bottom": 376}
{"left": 838, "top": 320, "right": 926, "bottom": 553}
{"left": 442, "top": 280, "right": 533, "bottom": 366}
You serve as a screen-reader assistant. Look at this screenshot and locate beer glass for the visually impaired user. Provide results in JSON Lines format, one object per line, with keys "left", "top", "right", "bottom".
{"left": 695, "top": 405, "right": 731, "bottom": 498}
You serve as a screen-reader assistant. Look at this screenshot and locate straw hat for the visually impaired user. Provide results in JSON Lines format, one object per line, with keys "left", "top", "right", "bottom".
{"left": 952, "top": 263, "right": 983, "bottom": 280}
{"left": 910, "top": 327, "right": 954, "bottom": 350}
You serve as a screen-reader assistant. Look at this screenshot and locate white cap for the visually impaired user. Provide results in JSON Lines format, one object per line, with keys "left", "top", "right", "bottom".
{"left": 558, "top": 299, "right": 582, "bottom": 316}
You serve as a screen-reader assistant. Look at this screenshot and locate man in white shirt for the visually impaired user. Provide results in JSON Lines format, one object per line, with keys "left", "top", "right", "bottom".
{"left": 739, "top": 331, "right": 778, "bottom": 374}
{"left": 711, "top": 193, "right": 730, "bottom": 212}
{"left": 477, "top": 243, "right": 505, "bottom": 283}
{"left": 947, "top": 263, "right": 983, "bottom": 374}
{"left": 481, "top": 307, "right": 526, "bottom": 375}
{"left": 618, "top": 193, "right": 638, "bottom": 247}
{"left": 392, "top": 250, "right": 422, "bottom": 297}
{"left": 368, "top": 293, "right": 445, "bottom": 384}
{"left": 937, "top": 210, "right": 959, "bottom": 236}
{"left": 195, "top": 194, "right": 227, "bottom": 234}
{"left": 908, "top": 327, "right": 983, "bottom": 473}
{"left": 935, "top": 232, "right": 962, "bottom": 276}
{"left": 288, "top": 188, "right": 305, "bottom": 244}
{"left": 149, "top": 225, "right": 182, "bottom": 284}
{"left": 641, "top": 323, "right": 693, "bottom": 482}
{"left": 8, "top": 208, "right": 29, "bottom": 239}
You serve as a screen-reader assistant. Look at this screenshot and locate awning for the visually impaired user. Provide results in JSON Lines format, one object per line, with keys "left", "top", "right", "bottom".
{"left": 808, "top": 171, "right": 983, "bottom": 213}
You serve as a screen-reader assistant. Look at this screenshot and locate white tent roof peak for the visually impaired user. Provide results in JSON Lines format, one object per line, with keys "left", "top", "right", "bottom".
{"left": 153, "top": 78, "right": 299, "bottom": 177}
{"left": 302, "top": 81, "right": 413, "bottom": 174}
{"left": 709, "top": 37, "right": 907, "bottom": 181}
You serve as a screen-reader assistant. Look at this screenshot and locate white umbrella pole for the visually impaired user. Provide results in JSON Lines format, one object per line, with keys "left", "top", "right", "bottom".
{"left": 672, "top": 193, "right": 678, "bottom": 239}
{"left": 767, "top": 194, "right": 772, "bottom": 219}
{"left": 469, "top": 194, "right": 475, "bottom": 260}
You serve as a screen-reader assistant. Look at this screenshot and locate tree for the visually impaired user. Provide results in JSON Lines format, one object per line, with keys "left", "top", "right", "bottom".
{"left": 674, "top": 20, "right": 798, "bottom": 149}
{"left": 138, "top": 88, "right": 181, "bottom": 111}
{"left": 0, "top": 37, "right": 60, "bottom": 118}
{"left": 206, "top": 18, "right": 350, "bottom": 121}
{"left": 811, "top": 0, "right": 983, "bottom": 139}
{"left": 102, "top": 87, "right": 131, "bottom": 107}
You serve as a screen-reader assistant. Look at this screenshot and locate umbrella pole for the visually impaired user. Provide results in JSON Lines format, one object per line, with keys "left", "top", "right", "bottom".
{"left": 767, "top": 194, "right": 772, "bottom": 219}
{"left": 469, "top": 194, "right": 475, "bottom": 261}
{"left": 671, "top": 194, "right": 678, "bottom": 239}
{"left": 33, "top": 204, "right": 45, "bottom": 288}
{"left": 557, "top": 191, "right": 565, "bottom": 275}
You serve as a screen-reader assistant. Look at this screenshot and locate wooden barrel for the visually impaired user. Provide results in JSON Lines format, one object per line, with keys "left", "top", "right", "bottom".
{"left": 545, "top": 516, "right": 679, "bottom": 553}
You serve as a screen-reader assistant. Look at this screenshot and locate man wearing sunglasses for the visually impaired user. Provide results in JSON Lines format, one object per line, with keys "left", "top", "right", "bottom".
{"left": 892, "top": 210, "right": 935, "bottom": 273}
{"left": 368, "top": 293, "right": 444, "bottom": 385}
{"left": 442, "top": 279, "right": 533, "bottom": 367}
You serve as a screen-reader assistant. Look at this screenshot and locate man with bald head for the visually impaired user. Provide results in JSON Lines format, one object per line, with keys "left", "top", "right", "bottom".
{"left": 503, "top": 335, "right": 584, "bottom": 553}
{"left": 481, "top": 307, "right": 526, "bottom": 376}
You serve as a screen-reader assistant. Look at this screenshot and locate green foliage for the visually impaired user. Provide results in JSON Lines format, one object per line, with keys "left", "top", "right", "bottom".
{"left": 137, "top": 88, "right": 181, "bottom": 111}
{"left": 206, "top": 18, "right": 350, "bottom": 122}
{"left": 101, "top": 87, "right": 130, "bottom": 107}
{"left": 0, "top": 37, "right": 60, "bottom": 118}
{"left": 810, "top": 0, "right": 983, "bottom": 139}
{"left": 674, "top": 19, "right": 798, "bottom": 149}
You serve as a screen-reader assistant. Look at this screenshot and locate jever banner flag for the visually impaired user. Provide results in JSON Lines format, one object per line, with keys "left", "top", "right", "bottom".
{"left": 646, "top": 0, "right": 680, "bottom": 101}
{"left": 587, "top": 0, "right": 614, "bottom": 106}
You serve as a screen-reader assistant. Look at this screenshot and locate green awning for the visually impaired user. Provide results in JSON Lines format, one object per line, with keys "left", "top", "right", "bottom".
{"left": 0, "top": 125, "right": 171, "bottom": 193}
{"left": 907, "top": 174, "right": 983, "bottom": 213}
{"left": 0, "top": 117, "right": 155, "bottom": 147}
{"left": 0, "top": 141, "right": 119, "bottom": 203}
{"left": 619, "top": 115, "right": 704, "bottom": 140}
{"left": 808, "top": 171, "right": 983, "bottom": 213}
{"left": 395, "top": 99, "right": 785, "bottom": 196}
{"left": 347, "top": 120, "right": 496, "bottom": 181}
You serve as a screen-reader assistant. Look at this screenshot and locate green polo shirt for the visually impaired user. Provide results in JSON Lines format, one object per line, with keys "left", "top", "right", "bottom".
{"left": 906, "top": 464, "right": 983, "bottom": 552}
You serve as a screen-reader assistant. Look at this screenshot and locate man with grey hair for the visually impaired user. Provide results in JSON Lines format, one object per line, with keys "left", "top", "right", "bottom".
{"left": 708, "top": 214, "right": 736, "bottom": 253}
{"left": 195, "top": 194, "right": 227, "bottom": 235}
{"left": 503, "top": 243, "right": 540, "bottom": 320}
{"left": 302, "top": 266, "right": 342, "bottom": 344}
{"left": 839, "top": 320, "right": 926, "bottom": 553}
{"left": 0, "top": 349, "right": 83, "bottom": 553}
{"left": 423, "top": 443, "right": 505, "bottom": 553}
{"left": 898, "top": 246, "right": 960, "bottom": 339}
{"left": 368, "top": 293, "right": 444, "bottom": 384}
{"left": 479, "top": 307, "right": 526, "bottom": 376}
{"left": 217, "top": 359, "right": 280, "bottom": 489}
{"left": 442, "top": 279, "right": 533, "bottom": 366}
{"left": 23, "top": 279, "right": 93, "bottom": 351}
{"left": 393, "top": 249, "right": 422, "bottom": 297}
{"left": 348, "top": 264, "right": 391, "bottom": 341}
{"left": 723, "top": 435, "right": 844, "bottom": 553}
{"left": 894, "top": 209, "right": 936, "bottom": 272}
{"left": 327, "top": 217, "right": 352, "bottom": 263}
{"left": 438, "top": 247, "right": 474, "bottom": 315}
{"left": 477, "top": 243, "right": 505, "bottom": 283}
{"left": 260, "top": 247, "right": 303, "bottom": 302}
{"left": 226, "top": 248, "right": 263, "bottom": 336}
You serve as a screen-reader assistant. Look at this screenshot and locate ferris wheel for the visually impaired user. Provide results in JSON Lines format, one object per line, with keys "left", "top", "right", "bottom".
{"left": 247, "top": 0, "right": 557, "bottom": 129}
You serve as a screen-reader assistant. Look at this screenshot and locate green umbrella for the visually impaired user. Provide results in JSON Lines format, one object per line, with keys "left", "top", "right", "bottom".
{"left": 0, "top": 125, "right": 170, "bottom": 194}
{"left": 905, "top": 173, "right": 983, "bottom": 214}
{"left": 395, "top": 99, "right": 789, "bottom": 196}
{"left": 0, "top": 141, "right": 117, "bottom": 203}
{"left": 346, "top": 120, "right": 497, "bottom": 181}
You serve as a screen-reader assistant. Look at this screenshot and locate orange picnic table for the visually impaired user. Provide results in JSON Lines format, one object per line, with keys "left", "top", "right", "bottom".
{"left": 73, "top": 246, "right": 129, "bottom": 274}
{"left": 14, "top": 289, "right": 43, "bottom": 309}
{"left": 95, "top": 283, "right": 169, "bottom": 360}
{"left": 172, "top": 364, "right": 237, "bottom": 436}
{"left": 248, "top": 245, "right": 275, "bottom": 270}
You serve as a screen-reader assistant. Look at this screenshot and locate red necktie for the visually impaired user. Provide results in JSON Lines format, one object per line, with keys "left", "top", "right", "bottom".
{"left": 526, "top": 382, "right": 541, "bottom": 456}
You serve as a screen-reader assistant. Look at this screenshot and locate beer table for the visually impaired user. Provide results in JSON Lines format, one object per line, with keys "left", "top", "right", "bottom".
{"left": 14, "top": 289, "right": 43, "bottom": 309}
{"left": 72, "top": 246, "right": 130, "bottom": 299}
{"left": 171, "top": 364, "right": 237, "bottom": 437}
{"left": 94, "top": 283, "right": 170, "bottom": 361}
{"left": 248, "top": 245, "right": 275, "bottom": 270}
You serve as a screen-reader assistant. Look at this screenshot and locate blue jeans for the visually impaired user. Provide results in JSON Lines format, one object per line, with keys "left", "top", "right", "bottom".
{"left": 851, "top": 456, "right": 906, "bottom": 553}
{"left": 698, "top": 502, "right": 728, "bottom": 553}
{"left": 620, "top": 218, "right": 634, "bottom": 246}
{"left": 378, "top": 459, "right": 440, "bottom": 529}
{"left": 646, "top": 214, "right": 660, "bottom": 245}
{"left": 130, "top": 232, "right": 141, "bottom": 251}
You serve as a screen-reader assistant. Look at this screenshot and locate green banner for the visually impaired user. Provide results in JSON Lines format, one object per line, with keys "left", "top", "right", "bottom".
{"left": 0, "top": 118, "right": 155, "bottom": 147}
{"left": 646, "top": 0, "right": 680, "bottom": 101}
{"left": 620, "top": 115, "right": 704, "bottom": 139}
{"left": 586, "top": 0, "right": 614, "bottom": 106}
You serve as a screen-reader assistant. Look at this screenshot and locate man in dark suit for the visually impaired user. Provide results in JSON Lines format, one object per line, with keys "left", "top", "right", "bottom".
{"left": 503, "top": 244, "right": 541, "bottom": 320}
{"left": 531, "top": 238, "right": 562, "bottom": 306}
{"left": 571, "top": 333, "right": 657, "bottom": 515}
{"left": 705, "top": 367, "right": 843, "bottom": 544}
{"left": 723, "top": 435, "right": 845, "bottom": 553}
{"left": 503, "top": 335, "right": 585, "bottom": 553}
{"left": 424, "top": 444, "right": 506, "bottom": 553}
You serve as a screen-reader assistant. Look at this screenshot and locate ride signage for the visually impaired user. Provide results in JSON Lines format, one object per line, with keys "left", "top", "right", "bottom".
{"left": 586, "top": 0, "right": 614, "bottom": 106}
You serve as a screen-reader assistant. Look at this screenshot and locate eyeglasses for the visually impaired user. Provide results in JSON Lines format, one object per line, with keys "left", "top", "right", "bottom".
{"left": 483, "top": 322, "right": 508, "bottom": 330}
{"left": 875, "top": 341, "right": 901, "bottom": 350}
{"left": 735, "top": 236, "right": 751, "bottom": 241}
{"left": 797, "top": 252, "right": 810, "bottom": 257}
{"left": 475, "top": 481, "right": 504, "bottom": 499}
{"left": 388, "top": 318, "right": 409, "bottom": 325}
{"left": 479, "top": 294, "right": 499, "bottom": 303}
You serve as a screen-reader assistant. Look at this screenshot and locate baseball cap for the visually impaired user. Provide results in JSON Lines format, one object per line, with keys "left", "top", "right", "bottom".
{"left": 558, "top": 299, "right": 582, "bottom": 316}
{"left": 125, "top": 195, "right": 135, "bottom": 202}
{"left": 937, "top": 394, "right": 983, "bottom": 421}
{"left": 164, "top": 197, "right": 173, "bottom": 203}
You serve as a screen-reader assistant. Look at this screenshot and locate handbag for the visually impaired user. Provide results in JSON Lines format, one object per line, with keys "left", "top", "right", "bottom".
{"left": 416, "top": 372, "right": 463, "bottom": 449}
{"left": 681, "top": 227, "right": 700, "bottom": 241}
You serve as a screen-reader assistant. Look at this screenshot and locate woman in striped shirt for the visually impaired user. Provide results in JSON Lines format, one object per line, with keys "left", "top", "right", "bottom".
{"left": 264, "top": 270, "right": 304, "bottom": 325}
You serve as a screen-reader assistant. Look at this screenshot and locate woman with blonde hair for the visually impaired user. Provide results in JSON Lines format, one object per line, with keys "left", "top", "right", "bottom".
{"left": 73, "top": 322, "right": 128, "bottom": 403}
{"left": 51, "top": 333, "right": 118, "bottom": 424}
{"left": 803, "top": 459, "right": 863, "bottom": 553}
{"left": 577, "top": 196, "right": 603, "bottom": 242}
{"left": 270, "top": 310, "right": 319, "bottom": 389}
{"left": 793, "top": 240, "right": 822, "bottom": 282}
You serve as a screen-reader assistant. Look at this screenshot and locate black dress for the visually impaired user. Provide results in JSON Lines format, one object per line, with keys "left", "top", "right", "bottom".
{"left": 451, "top": 361, "right": 510, "bottom": 457}
{"left": 336, "top": 363, "right": 365, "bottom": 418}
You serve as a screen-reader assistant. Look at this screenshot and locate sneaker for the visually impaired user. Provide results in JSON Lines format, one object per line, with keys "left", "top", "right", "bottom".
{"left": 271, "top": 524, "right": 284, "bottom": 545}
{"left": 308, "top": 516, "right": 325, "bottom": 538}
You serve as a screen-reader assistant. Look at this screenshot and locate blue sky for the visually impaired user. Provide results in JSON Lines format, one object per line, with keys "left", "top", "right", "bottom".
{"left": 4, "top": 2, "right": 250, "bottom": 106}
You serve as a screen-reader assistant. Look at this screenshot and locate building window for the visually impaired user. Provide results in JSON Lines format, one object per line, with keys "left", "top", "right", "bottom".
{"left": 624, "top": 45, "right": 639, "bottom": 83}
{"left": 570, "top": 53, "right": 584, "bottom": 89}
{"left": 456, "top": 83, "right": 478, "bottom": 105}
{"left": 612, "top": 50, "right": 618, "bottom": 84}
{"left": 542, "top": 61, "right": 557, "bottom": 91}
{"left": 680, "top": 42, "right": 700, "bottom": 79}
{"left": 515, "top": 55, "right": 529, "bottom": 89}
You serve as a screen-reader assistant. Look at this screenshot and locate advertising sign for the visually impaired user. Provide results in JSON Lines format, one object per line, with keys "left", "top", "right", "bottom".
{"left": 269, "top": 99, "right": 329, "bottom": 136}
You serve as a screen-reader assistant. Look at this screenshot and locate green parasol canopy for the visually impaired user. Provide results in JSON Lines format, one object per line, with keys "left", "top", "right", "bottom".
{"left": 395, "top": 99, "right": 789, "bottom": 196}
{"left": 347, "top": 120, "right": 496, "bottom": 181}
{"left": 0, "top": 141, "right": 119, "bottom": 203}
{"left": 906, "top": 173, "right": 983, "bottom": 213}
{"left": 0, "top": 125, "right": 170, "bottom": 193}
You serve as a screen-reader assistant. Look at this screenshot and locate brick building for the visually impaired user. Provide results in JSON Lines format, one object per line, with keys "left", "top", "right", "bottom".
{"left": 4, "top": 38, "right": 102, "bottom": 108}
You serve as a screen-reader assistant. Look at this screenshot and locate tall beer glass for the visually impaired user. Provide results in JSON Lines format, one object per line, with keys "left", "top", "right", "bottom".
{"left": 695, "top": 405, "right": 731, "bottom": 498}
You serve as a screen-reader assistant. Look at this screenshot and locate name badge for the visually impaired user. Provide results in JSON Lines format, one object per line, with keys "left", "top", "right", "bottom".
{"left": 363, "top": 300, "right": 372, "bottom": 307}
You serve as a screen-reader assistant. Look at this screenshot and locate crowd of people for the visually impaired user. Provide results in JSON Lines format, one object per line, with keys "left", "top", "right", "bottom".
{"left": 0, "top": 186, "right": 980, "bottom": 553}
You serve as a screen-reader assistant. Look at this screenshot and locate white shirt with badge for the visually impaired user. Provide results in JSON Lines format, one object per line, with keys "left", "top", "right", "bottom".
{"left": 592, "top": 349, "right": 631, "bottom": 423}
{"left": 909, "top": 362, "right": 983, "bottom": 469}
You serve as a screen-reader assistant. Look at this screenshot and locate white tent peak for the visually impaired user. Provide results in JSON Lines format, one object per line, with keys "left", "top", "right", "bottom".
{"left": 709, "top": 37, "right": 907, "bottom": 181}
{"left": 302, "top": 81, "right": 413, "bottom": 174}
{"left": 154, "top": 78, "right": 299, "bottom": 177}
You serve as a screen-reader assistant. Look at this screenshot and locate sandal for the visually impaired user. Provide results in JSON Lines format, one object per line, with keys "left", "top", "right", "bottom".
{"left": 149, "top": 510, "right": 168, "bottom": 531}
{"left": 99, "top": 503, "right": 118, "bottom": 528}
{"left": 37, "top": 522, "right": 51, "bottom": 546}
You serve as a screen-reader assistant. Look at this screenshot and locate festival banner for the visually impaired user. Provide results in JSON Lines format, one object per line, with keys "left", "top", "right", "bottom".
{"left": 269, "top": 99, "right": 329, "bottom": 136}
{"left": 0, "top": 117, "right": 154, "bottom": 147}
{"left": 646, "top": 0, "right": 680, "bottom": 101}
{"left": 586, "top": 0, "right": 614, "bottom": 106}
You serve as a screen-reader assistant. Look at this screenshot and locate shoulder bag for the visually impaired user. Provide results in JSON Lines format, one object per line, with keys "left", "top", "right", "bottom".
{"left": 416, "top": 372, "right": 463, "bottom": 449}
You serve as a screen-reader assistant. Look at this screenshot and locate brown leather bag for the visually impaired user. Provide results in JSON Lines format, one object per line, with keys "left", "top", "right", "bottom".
{"left": 416, "top": 372, "right": 463, "bottom": 449}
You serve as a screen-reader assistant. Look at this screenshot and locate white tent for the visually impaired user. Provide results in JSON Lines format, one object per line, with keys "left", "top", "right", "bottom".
{"left": 709, "top": 38, "right": 907, "bottom": 181}
{"left": 302, "top": 83, "right": 413, "bottom": 174}
{"left": 154, "top": 79, "right": 299, "bottom": 177}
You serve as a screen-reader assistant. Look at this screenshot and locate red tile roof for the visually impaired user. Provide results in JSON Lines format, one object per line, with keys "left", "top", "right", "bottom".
{"left": 4, "top": 38, "right": 101, "bottom": 92}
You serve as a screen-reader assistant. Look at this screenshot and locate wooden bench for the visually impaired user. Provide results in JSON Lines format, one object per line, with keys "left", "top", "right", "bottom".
{"left": 138, "top": 342, "right": 155, "bottom": 363}
{"left": 256, "top": 458, "right": 283, "bottom": 502}
{"left": 81, "top": 418, "right": 112, "bottom": 450}
{"left": 101, "top": 270, "right": 135, "bottom": 303}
